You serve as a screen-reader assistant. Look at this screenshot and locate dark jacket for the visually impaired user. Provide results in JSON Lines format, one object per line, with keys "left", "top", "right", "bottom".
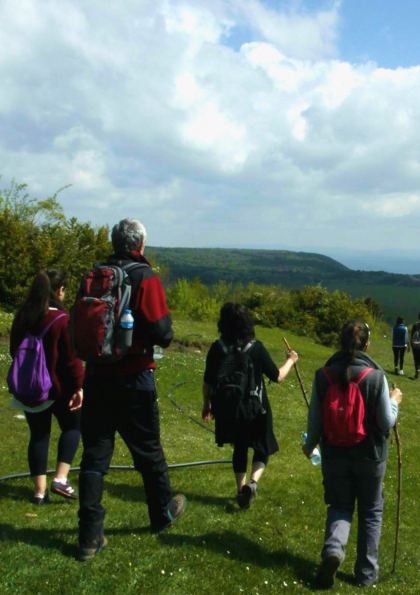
{"left": 88, "top": 250, "right": 173, "bottom": 378}
{"left": 315, "top": 351, "right": 389, "bottom": 461}
{"left": 392, "top": 324, "right": 408, "bottom": 347}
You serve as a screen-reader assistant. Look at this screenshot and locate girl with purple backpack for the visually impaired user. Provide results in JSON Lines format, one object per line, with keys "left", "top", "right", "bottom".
{"left": 9, "top": 269, "right": 84, "bottom": 504}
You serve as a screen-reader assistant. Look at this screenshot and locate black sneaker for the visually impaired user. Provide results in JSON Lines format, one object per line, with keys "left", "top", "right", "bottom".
{"left": 152, "top": 494, "right": 187, "bottom": 534}
{"left": 30, "top": 489, "right": 51, "bottom": 505}
{"left": 240, "top": 480, "right": 258, "bottom": 509}
{"left": 315, "top": 553, "right": 341, "bottom": 589}
{"left": 77, "top": 537, "right": 108, "bottom": 562}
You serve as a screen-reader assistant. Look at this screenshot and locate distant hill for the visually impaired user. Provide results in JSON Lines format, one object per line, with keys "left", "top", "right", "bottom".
{"left": 147, "top": 246, "right": 420, "bottom": 324}
{"left": 147, "top": 247, "right": 349, "bottom": 285}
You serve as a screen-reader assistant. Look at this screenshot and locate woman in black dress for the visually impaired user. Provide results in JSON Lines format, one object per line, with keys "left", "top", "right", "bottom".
{"left": 202, "top": 302, "right": 298, "bottom": 508}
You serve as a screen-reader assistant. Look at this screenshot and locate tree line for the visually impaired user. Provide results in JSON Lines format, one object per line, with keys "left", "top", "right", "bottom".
{"left": 0, "top": 179, "right": 382, "bottom": 345}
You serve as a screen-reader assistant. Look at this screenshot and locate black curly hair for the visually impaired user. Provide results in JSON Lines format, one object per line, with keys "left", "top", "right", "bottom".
{"left": 217, "top": 302, "right": 255, "bottom": 346}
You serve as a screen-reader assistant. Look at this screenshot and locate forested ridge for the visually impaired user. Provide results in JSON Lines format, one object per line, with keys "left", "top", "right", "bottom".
{"left": 0, "top": 180, "right": 388, "bottom": 346}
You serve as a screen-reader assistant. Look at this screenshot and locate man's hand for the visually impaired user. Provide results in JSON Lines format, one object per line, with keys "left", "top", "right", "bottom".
{"left": 302, "top": 444, "right": 313, "bottom": 458}
{"left": 69, "top": 389, "right": 83, "bottom": 411}
{"left": 202, "top": 402, "right": 211, "bottom": 422}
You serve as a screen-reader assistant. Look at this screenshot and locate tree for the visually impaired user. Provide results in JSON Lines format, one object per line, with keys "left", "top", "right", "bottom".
{"left": 0, "top": 179, "right": 111, "bottom": 307}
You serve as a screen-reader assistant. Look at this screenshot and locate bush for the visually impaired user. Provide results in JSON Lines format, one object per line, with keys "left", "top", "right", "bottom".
{"left": 166, "top": 277, "right": 378, "bottom": 346}
{"left": 0, "top": 179, "right": 111, "bottom": 307}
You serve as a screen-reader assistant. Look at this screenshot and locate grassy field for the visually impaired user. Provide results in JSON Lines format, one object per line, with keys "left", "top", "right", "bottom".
{"left": 0, "top": 315, "right": 419, "bottom": 594}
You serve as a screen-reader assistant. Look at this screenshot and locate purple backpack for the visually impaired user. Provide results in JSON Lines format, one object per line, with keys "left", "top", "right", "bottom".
{"left": 7, "top": 313, "right": 66, "bottom": 407}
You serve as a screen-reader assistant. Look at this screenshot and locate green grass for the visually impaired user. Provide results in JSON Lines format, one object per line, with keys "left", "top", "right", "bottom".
{"left": 0, "top": 316, "right": 419, "bottom": 593}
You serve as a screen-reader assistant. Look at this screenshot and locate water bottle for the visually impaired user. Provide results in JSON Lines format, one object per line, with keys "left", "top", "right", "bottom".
{"left": 116, "top": 309, "right": 134, "bottom": 353}
{"left": 302, "top": 433, "right": 322, "bottom": 466}
{"left": 154, "top": 346, "right": 164, "bottom": 360}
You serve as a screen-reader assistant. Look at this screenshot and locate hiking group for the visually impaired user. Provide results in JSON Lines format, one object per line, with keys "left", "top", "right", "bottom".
{"left": 7, "top": 218, "right": 402, "bottom": 589}
{"left": 392, "top": 314, "right": 420, "bottom": 378}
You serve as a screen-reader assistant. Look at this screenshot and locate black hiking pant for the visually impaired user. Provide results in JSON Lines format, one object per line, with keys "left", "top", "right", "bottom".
{"left": 392, "top": 347, "right": 406, "bottom": 370}
{"left": 78, "top": 373, "right": 172, "bottom": 545}
{"left": 25, "top": 399, "right": 81, "bottom": 476}
{"left": 412, "top": 348, "right": 420, "bottom": 373}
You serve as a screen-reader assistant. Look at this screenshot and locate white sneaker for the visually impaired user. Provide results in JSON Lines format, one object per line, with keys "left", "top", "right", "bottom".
{"left": 398, "top": 370, "right": 404, "bottom": 375}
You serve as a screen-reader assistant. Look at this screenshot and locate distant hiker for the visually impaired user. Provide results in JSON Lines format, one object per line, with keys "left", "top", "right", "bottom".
{"left": 392, "top": 316, "right": 408, "bottom": 375}
{"left": 410, "top": 313, "right": 420, "bottom": 379}
{"left": 75, "top": 218, "right": 186, "bottom": 562}
{"left": 8, "top": 269, "right": 84, "bottom": 504}
{"left": 303, "top": 319, "right": 402, "bottom": 588}
{"left": 202, "top": 302, "right": 298, "bottom": 509}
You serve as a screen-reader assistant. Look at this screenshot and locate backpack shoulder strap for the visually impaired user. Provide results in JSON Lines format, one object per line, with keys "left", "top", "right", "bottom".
{"left": 122, "top": 262, "right": 150, "bottom": 274}
{"left": 353, "top": 367, "right": 375, "bottom": 385}
{"left": 38, "top": 313, "right": 67, "bottom": 339}
{"left": 322, "top": 367, "right": 335, "bottom": 384}
{"left": 217, "top": 339, "right": 230, "bottom": 355}
{"left": 241, "top": 340, "right": 256, "bottom": 354}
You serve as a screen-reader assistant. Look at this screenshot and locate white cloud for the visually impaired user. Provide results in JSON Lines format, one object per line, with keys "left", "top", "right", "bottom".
{"left": 0, "top": 0, "right": 420, "bottom": 249}
{"left": 232, "top": 0, "right": 340, "bottom": 60}
{"left": 362, "top": 194, "right": 420, "bottom": 218}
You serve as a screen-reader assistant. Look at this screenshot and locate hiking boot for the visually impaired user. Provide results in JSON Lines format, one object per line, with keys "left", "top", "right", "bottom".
{"left": 51, "top": 479, "right": 78, "bottom": 500}
{"left": 152, "top": 494, "right": 187, "bottom": 534}
{"left": 30, "top": 489, "right": 51, "bottom": 505}
{"left": 240, "top": 480, "right": 258, "bottom": 509}
{"left": 355, "top": 573, "right": 379, "bottom": 587}
{"left": 77, "top": 536, "right": 108, "bottom": 562}
{"left": 315, "top": 553, "right": 341, "bottom": 589}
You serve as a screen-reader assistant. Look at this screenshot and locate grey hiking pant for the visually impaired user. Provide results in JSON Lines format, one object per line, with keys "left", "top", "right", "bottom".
{"left": 321, "top": 458, "right": 386, "bottom": 584}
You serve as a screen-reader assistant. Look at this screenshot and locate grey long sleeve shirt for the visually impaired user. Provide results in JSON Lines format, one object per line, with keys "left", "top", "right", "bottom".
{"left": 306, "top": 375, "right": 398, "bottom": 452}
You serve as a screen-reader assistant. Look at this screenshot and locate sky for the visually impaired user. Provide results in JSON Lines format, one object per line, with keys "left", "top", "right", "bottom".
{"left": 2, "top": 0, "right": 420, "bottom": 263}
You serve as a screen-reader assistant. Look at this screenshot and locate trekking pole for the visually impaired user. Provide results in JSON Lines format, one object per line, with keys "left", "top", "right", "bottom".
{"left": 283, "top": 337, "right": 309, "bottom": 409}
{"left": 391, "top": 382, "right": 402, "bottom": 574}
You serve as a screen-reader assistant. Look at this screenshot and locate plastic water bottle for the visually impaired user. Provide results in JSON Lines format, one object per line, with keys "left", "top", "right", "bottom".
{"left": 302, "top": 433, "right": 322, "bottom": 466}
{"left": 154, "top": 346, "right": 164, "bottom": 360}
{"left": 117, "top": 309, "right": 134, "bottom": 352}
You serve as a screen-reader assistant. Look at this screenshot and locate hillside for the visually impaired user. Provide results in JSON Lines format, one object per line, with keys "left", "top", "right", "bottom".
{"left": 148, "top": 246, "right": 420, "bottom": 323}
{"left": 147, "top": 247, "right": 349, "bottom": 286}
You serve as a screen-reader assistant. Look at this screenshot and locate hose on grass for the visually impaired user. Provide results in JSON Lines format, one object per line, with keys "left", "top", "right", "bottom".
{"left": 0, "top": 460, "right": 233, "bottom": 482}
{"left": 0, "top": 380, "right": 231, "bottom": 483}
{"left": 168, "top": 380, "right": 215, "bottom": 434}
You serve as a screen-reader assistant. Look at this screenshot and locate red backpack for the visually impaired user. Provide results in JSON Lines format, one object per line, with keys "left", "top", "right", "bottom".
{"left": 70, "top": 262, "right": 148, "bottom": 363}
{"left": 322, "top": 367, "right": 374, "bottom": 447}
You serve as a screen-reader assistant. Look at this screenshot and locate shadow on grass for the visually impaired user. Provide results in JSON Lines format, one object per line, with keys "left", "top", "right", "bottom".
{"left": 182, "top": 491, "right": 237, "bottom": 514}
{"left": 384, "top": 368, "right": 416, "bottom": 380}
{"left": 0, "top": 523, "right": 153, "bottom": 559}
{"left": 103, "top": 480, "right": 147, "bottom": 503}
{"left": 159, "top": 529, "right": 317, "bottom": 582}
{"left": 0, "top": 483, "right": 32, "bottom": 501}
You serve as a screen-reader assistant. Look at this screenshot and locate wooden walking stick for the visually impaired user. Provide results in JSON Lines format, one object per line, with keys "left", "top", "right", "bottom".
{"left": 391, "top": 382, "right": 402, "bottom": 573}
{"left": 283, "top": 337, "right": 309, "bottom": 409}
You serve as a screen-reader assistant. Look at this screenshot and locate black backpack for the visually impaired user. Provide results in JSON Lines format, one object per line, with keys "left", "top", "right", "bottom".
{"left": 211, "top": 339, "right": 265, "bottom": 427}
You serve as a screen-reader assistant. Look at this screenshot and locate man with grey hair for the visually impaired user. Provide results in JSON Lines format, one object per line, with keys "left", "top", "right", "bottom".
{"left": 77, "top": 218, "right": 186, "bottom": 561}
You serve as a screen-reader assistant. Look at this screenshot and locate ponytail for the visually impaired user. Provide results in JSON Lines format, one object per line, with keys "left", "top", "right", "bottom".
{"left": 18, "top": 268, "right": 68, "bottom": 331}
{"left": 339, "top": 319, "right": 370, "bottom": 385}
{"left": 18, "top": 270, "right": 50, "bottom": 331}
